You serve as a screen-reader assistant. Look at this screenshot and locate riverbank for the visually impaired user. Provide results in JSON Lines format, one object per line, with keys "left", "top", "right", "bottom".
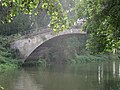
{"left": 32, "top": 53, "right": 120, "bottom": 67}
{"left": 0, "top": 61, "right": 21, "bottom": 73}
{"left": 68, "top": 53, "right": 120, "bottom": 64}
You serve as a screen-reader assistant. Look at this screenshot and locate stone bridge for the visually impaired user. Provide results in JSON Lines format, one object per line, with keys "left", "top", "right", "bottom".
{"left": 11, "top": 27, "right": 86, "bottom": 62}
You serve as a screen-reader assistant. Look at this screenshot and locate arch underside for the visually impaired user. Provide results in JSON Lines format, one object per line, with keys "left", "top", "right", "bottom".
{"left": 24, "top": 33, "right": 87, "bottom": 64}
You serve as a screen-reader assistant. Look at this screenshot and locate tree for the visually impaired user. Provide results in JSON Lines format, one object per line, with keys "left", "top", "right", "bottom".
{"left": 75, "top": 0, "right": 120, "bottom": 53}
{"left": 0, "top": 14, "right": 32, "bottom": 35}
{"left": 1, "top": 0, "right": 120, "bottom": 53}
{"left": 0, "top": 0, "right": 69, "bottom": 32}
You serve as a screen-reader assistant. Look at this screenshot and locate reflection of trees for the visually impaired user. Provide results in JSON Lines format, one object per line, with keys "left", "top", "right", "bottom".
{"left": 14, "top": 69, "right": 43, "bottom": 90}
{"left": 3, "top": 60, "right": 120, "bottom": 90}
{"left": 103, "top": 78, "right": 120, "bottom": 90}
{"left": 101, "top": 61, "right": 120, "bottom": 90}
{"left": 25, "top": 65, "right": 101, "bottom": 90}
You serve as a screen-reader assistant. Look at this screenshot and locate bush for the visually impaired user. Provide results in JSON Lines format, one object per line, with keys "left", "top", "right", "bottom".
{"left": 68, "top": 54, "right": 116, "bottom": 64}
{"left": 0, "top": 35, "right": 21, "bottom": 72}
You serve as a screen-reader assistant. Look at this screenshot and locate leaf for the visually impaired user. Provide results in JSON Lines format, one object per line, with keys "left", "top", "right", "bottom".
{"left": 13, "top": 0, "right": 16, "bottom": 2}
{"left": 42, "top": 3, "right": 48, "bottom": 9}
{"left": 34, "top": 12, "right": 38, "bottom": 15}
{"left": 53, "top": 29, "right": 57, "bottom": 32}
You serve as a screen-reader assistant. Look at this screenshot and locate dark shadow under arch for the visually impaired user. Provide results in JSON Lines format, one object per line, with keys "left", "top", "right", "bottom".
{"left": 24, "top": 33, "right": 86, "bottom": 63}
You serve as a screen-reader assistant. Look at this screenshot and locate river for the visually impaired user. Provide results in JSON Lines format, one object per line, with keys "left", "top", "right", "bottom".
{"left": 0, "top": 60, "right": 120, "bottom": 90}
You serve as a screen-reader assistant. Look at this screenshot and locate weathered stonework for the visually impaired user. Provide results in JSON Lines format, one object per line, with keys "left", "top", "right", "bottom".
{"left": 11, "top": 28, "right": 86, "bottom": 62}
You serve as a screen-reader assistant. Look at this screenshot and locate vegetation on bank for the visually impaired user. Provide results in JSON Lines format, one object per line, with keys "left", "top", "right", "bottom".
{"left": 68, "top": 53, "right": 120, "bottom": 64}
{"left": 0, "top": 36, "right": 21, "bottom": 72}
{"left": 35, "top": 53, "right": 120, "bottom": 66}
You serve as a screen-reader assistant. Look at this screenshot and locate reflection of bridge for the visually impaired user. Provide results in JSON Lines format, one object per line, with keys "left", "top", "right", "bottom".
{"left": 11, "top": 27, "right": 86, "bottom": 62}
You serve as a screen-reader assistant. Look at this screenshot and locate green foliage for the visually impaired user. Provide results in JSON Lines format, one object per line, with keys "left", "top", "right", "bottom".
{"left": 68, "top": 54, "right": 107, "bottom": 64}
{"left": 68, "top": 53, "right": 120, "bottom": 64}
{"left": 0, "top": 63, "right": 18, "bottom": 72}
{"left": 0, "top": 35, "right": 20, "bottom": 72}
{"left": 0, "top": 14, "right": 32, "bottom": 35}
{"left": 0, "top": 0, "right": 119, "bottom": 54}
{"left": 36, "top": 58, "right": 46, "bottom": 67}
{"left": 0, "top": 12, "right": 50, "bottom": 36}
{"left": 76, "top": 0, "right": 120, "bottom": 53}
{"left": 1, "top": 0, "right": 69, "bottom": 31}
{"left": 0, "top": 85, "right": 4, "bottom": 90}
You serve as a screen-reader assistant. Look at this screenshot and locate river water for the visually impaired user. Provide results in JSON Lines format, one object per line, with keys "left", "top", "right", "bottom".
{"left": 0, "top": 60, "right": 120, "bottom": 90}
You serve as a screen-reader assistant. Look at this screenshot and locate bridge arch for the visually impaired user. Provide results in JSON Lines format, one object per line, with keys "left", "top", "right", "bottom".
{"left": 24, "top": 33, "right": 86, "bottom": 63}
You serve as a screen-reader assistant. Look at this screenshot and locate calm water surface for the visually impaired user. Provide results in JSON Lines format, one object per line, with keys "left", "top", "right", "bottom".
{"left": 1, "top": 60, "right": 120, "bottom": 90}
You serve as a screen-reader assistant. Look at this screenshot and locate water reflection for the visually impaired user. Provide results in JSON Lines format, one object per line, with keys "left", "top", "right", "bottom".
{"left": 113, "top": 61, "right": 116, "bottom": 78}
{"left": 98, "top": 64, "right": 103, "bottom": 84}
{"left": 119, "top": 63, "right": 120, "bottom": 77}
{"left": 14, "top": 69, "right": 43, "bottom": 90}
{"left": 1, "top": 60, "right": 120, "bottom": 90}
